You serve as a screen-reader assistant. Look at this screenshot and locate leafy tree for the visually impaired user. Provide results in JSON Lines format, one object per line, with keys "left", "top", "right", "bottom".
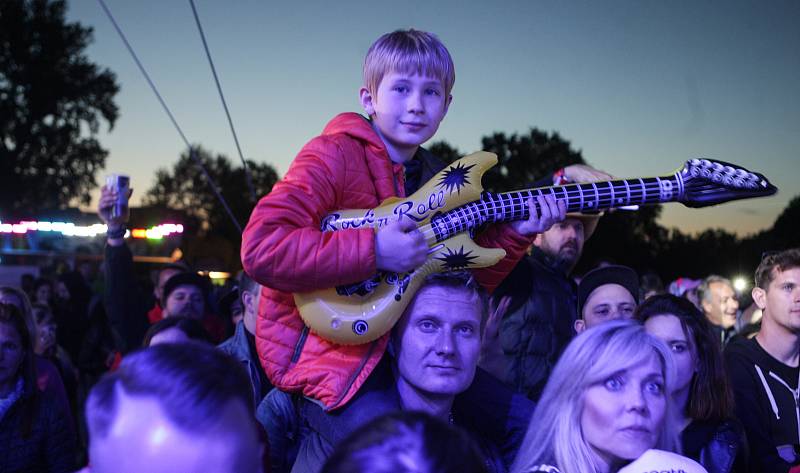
{"left": 770, "top": 194, "right": 800, "bottom": 249}
{"left": 0, "top": 0, "right": 119, "bottom": 216}
{"left": 143, "top": 146, "right": 278, "bottom": 243}
{"left": 431, "top": 128, "right": 586, "bottom": 192}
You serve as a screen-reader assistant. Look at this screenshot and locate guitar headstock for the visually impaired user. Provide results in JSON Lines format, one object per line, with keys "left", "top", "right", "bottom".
{"left": 679, "top": 158, "right": 777, "bottom": 208}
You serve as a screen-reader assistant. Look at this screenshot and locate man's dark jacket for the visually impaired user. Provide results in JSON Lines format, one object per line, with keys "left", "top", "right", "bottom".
{"left": 492, "top": 247, "right": 577, "bottom": 401}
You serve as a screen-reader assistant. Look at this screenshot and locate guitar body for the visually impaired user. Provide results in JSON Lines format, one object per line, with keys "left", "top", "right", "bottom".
{"left": 295, "top": 151, "right": 506, "bottom": 344}
{"left": 295, "top": 151, "right": 776, "bottom": 345}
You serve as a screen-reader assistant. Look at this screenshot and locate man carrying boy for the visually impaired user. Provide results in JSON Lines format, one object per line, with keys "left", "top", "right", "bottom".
{"left": 241, "top": 29, "right": 566, "bottom": 410}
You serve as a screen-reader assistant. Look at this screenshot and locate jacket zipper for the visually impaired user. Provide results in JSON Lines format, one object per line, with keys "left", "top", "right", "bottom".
{"left": 768, "top": 370, "right": 800, "bottom": 444}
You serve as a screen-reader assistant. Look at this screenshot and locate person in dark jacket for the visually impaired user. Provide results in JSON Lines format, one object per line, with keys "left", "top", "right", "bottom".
{"left": 725, "top": 248, "right": 800, "bottom": 473}
{"left": 97, "top": 185, "right": 225, "bottom": 348}
{"left": 0, "top": 303, "right": 76, "bottom": 473}
{"left": 486, "top": 208, "right": 602, "bottom": 401}
{"left": 639, "top": 294, "right": 748, "bottom": 473}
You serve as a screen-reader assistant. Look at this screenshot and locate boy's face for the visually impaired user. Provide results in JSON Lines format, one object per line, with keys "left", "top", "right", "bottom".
{"left": 360, "top": 71, "right": 451, "bottom": 161}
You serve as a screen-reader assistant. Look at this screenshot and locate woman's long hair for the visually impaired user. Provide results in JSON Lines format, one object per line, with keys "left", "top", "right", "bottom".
{"left": 511, "top": 320, "right": 679, "bottom": 473}
{"left": 0, "top": 286, "right": 36, "bottom": 348}
{"left": 636, "top": 294, "right": 734, "bottom": 421}
{"left": 0, "top": 302, "right": 36, "bottom": 393}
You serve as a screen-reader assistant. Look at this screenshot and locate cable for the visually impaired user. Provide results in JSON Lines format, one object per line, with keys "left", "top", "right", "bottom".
{"left": 96, "top": 0, "right": 243, "bottom": 234}
{"left": 188, "top": 0, "right": 258, "bottom": 203}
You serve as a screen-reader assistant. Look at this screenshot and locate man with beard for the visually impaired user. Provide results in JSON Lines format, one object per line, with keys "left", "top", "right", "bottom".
{"left": 482, "top": 213, "right": 600, "bottom": 401}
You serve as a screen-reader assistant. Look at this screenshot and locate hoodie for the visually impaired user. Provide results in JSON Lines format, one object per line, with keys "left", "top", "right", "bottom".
{"left": 725, "top": 336, "right": 800, "bottom": 472}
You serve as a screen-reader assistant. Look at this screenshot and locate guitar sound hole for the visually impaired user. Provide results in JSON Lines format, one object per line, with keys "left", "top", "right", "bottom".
{"left": 352, "top": 320, "right": 369, "bottom": 336}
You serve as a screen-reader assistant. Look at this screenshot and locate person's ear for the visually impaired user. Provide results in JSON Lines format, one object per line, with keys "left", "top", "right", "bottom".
{"left": 443, "top": 93, "right": 453, "bottom": 116}
{"left": 359, "top": 87, "right": 375, "bottom": 116}
{"left": 242, "top": 290, "right": 253, "bottom": 308}
{"left": 574, "top": 319, "right": 585, "bottom": 334}
{"left": 752, "top": 286, "right": 767, "bottom": 311}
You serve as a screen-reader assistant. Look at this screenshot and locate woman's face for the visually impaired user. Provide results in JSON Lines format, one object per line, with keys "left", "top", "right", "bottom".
{"left": 644, "top": 314, "right": 697, "bottom": 397}
{"left": 0, "top": 322, "right": 24, "bottom": 387}
{"left": 36, "top": 321, "right": 57, "bottom": 355}
{"left": 35, "top": 284, "right": 51, "bottom": 304}
{"left": 581, "top": 355, "right": 667, "bottom": 470}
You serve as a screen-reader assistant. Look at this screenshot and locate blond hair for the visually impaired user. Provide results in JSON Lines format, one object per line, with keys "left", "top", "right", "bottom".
{"left": 511, "top": 320, "right": 680, "bottom": 473}
{"left": 363, "top": 29, "right": 455, "bottom": 97}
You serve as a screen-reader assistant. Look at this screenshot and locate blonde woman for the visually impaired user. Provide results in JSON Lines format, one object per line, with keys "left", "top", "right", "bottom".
{"left": 512, "top": 319, "right": 681, "bottom": 473}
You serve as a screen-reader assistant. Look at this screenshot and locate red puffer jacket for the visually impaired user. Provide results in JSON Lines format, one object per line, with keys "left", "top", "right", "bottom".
{"left": 241, "top": 113, "right": 531, "bottom": 410}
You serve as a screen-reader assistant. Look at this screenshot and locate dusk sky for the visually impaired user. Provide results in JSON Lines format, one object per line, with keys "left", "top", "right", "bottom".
{"left": 66, "top": 0, "right": 799, "bottom": 236}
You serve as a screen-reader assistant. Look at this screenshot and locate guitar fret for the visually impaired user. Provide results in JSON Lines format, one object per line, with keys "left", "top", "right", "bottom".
{"left": 638, "top": 178, "right": 647, "bottom": 204}
{"left": 610, "top": 181, "right": 616, "bottom": 206}
{"left": 623, "top": 179, "right": 631, "bottom": 206}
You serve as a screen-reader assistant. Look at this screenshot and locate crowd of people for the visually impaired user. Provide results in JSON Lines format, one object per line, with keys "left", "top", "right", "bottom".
{"left": 1, "top": 28, "right": 798, "bottom": 473}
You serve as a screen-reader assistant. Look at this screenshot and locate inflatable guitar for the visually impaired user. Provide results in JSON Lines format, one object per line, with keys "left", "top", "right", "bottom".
{"left": 295, "top": 151, "right": 777, "bottom": 345}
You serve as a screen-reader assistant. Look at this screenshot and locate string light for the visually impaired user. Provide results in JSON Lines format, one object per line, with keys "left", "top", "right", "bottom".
{"left": 0, "top": 219, "right": 183, "bottom": 239}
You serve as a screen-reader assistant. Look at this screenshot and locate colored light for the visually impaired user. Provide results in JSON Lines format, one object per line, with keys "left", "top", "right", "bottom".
{"left": 733, "top": 276, "right": 748, "bottom": 292}
{"left": 0, "top": 219, "right": 183, "bottom": 239}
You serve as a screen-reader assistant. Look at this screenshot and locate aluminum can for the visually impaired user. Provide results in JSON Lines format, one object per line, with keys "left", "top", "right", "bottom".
{"left": 105, "top": 174, "right": 130, "bottom": 220}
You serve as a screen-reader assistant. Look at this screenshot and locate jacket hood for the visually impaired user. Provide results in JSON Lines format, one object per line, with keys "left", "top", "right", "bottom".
{"left": 322, "top": 113, "right": 386, "bottom": 152}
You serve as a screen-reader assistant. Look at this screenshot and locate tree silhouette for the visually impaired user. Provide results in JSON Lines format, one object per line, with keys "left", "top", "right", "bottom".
{"left": 143, "top": 146, "right": 278, "bottom": 243}
{"left": 770, "top": 195, "right": 800, "bottom": 249}
{"left": 431, "top": 128, "right": 587, "bottom": 192}
{"left": 0, "top": 0, "right": 119, "bottom": 217}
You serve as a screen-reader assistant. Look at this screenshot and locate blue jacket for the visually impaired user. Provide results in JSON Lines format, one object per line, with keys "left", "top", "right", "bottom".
{"left": 218, "top": 321, "right": 272, "bottom": 407}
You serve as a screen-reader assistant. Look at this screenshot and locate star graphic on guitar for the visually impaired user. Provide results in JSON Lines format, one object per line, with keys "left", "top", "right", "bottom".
{"left": 437, "top": 162, "right": 475, "bottom": 195}
{"left": 434, "top": 246, "right": 479, "bottom": 271}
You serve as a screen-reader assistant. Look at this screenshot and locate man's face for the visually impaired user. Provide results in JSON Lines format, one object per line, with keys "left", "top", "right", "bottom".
{"left": 393, "top": 285, "right": 482, "bottom": 399}
{"left": 702, "top": 281, "right": 739, "bottom": 329}
{"left": 754, "top": 267, "right": 800, "bottom": 335}
{"left": 535, "top": 218, "right": 585, "bottom": 273}
{"left": 575, "top": 283, "right": 636, "bottom": 333}
{"left": 241, "top": 287, "right": 261, "bottom": 335}
{"left": 360, "top": 71, "right": 450, "bottom": 162}
{"left": 88, "top": 389, "right": 262, "bottom": 473}
{"left": 163, "top": 285, "right": 204, "bottom": 320}
{"left": 156, "top": 269, "right": 182, "bottom": 305}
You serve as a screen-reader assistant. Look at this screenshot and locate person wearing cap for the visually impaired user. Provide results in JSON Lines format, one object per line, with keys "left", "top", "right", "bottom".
{"left": 160, "top": 272, "right": 226, "bottom": 343}
{"left": 574, "top": 265, "right": 640, "bottom": 333}
{"left": 486, "top": 168, "right": 609, "bottom": 401}
{"left": 161, "top": 272, "right": 208, "bottom": 320}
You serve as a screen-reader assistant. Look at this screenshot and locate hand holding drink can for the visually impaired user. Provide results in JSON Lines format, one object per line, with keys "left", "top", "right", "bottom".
{"left": 105, "top": 174, "right": 130, "bottom": 222}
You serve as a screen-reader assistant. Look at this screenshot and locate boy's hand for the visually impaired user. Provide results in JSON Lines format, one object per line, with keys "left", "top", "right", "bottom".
{"left": 375, "top": 217, "right": 428, "bottom": 273}
{"left": 510, "top": 195, "right": 566, "bottom": 236}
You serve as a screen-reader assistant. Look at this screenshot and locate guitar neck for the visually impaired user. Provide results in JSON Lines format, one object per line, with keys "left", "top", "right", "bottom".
{"left": 430, "top": 174, "right": 684, "bottom": 241}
